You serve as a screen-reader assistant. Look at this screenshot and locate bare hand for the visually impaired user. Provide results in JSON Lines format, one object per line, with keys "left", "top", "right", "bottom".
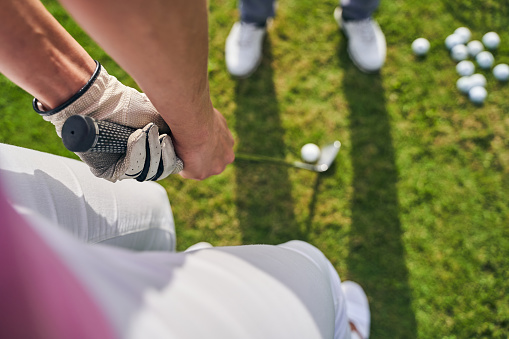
{"left": 173, "top": 107, "right": 235, "bottom": 180}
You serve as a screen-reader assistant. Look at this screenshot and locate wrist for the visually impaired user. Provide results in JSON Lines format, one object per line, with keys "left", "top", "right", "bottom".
{"left": 174, "top": 103, "right": 215, "bottom": 140}
{"left": 33, "top": 60, "right": 101, "bottom": 116}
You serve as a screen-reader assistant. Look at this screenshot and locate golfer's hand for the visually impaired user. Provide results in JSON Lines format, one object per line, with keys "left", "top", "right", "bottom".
{"left": 34, "top": 61, "right": 181, "bottom": 182}
{"left": 173, "top": 107, "right": 235, "bottom": 180}
{"left": 75, "top": 122, "right": 181, "bottom": 182}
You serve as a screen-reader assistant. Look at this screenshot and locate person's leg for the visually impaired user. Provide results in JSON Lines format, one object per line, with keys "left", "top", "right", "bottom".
{"left": 276, "top": 241, "right": 352, "bottom": 339}
{"left": 340, "top": 0, "right": 380, "bottom": 21}
{"left": 0, "top": 143, "right": 175, "bottom": 251}
{"left": 225, "top": 0, "right": 276, "bottom": 78}
{"left": 20, "top": 212, "right": 356, "bottom": 339}
{"left": 239, "top": 0, "right": 276, "bottom": 25}
{"left": 335, "top": 0, "right": 386, "bottom": 73}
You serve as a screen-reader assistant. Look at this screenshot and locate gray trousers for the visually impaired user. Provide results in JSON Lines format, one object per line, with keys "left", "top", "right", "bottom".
{"left": 240, "top": 0, "right": 381, "bottom": 24}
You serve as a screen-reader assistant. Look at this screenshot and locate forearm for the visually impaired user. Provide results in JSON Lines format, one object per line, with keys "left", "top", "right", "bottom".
{"left": 57, "top": 0, "right": 214, "bottom": 145}
{"left": 0, "top": 0, "right": 95, "bottom": 109}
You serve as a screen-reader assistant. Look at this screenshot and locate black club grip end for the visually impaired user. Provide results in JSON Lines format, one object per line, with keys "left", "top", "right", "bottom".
{"left": 62, "top": 115, "right": 98, "bottom": 152}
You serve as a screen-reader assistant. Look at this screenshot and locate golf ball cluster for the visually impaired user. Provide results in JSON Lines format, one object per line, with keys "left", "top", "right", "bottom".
{"left": 414, "top": 28, "right": 507, "bottom": 106}
{"left": 301, "top": 143, "right": 321, "bottom": 163}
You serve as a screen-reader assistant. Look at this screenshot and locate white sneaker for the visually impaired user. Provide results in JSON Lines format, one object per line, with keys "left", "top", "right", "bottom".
{"left": 225, "top": 22, "right": 266, "bottom": 78}
{"left": 341, "top": 281, "right": 371, "bottom": 339}
{"left": 334, "top": 7, "right": 386, "bottom": 73}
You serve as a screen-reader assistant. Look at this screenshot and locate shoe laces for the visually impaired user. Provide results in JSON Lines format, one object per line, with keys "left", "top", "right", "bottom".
{"left": 238, "top": 23, "right": 261, "bottom": 46}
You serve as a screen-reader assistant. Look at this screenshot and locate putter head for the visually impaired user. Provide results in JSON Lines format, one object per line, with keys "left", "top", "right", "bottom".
{"left": 314, "top": 141, "right": 341, "bottom": 172}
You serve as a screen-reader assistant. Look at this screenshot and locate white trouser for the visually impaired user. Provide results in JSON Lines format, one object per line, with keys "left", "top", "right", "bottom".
{"left": 0, "top": 143, "right": 175, "bottom": 251}
{"left": 0, "top": 143, "right": 351, "bottom": 339}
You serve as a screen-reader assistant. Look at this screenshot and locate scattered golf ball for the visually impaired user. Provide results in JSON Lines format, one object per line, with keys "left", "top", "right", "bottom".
{"left": 454, "top": 27, "right": 471, "bottom": 44}
{"left": 456, "top": 60, "right": 475, "bottom": 76}
{"left": 476, "top": 51, "right": 494, "bottom": 69}
{"left": 445, "top": 34, "right": 463, "bottom": 50}
{"left": 451, "top": 44, "right": 468, "bottom": 61}
{"left": 469, "top": 73, "right": 487, "bottom": 88}
{"left": 412, "top": 38, "right": 430, "bottom": 56}
{"left": 301, "top": 143, "right": 321, "bottom": 163}
{"left": 482, "top": 32, "right": 500, "bottom": 50}
{"left": 468, "top": 86, "right": 487, "bottom": 104}
{"left": 456, "top": 76, "right": 473, "bottom": 94}
{"left": 467, "top": 40, "right": 484, "bottom": 57}
{"left": 493, "top": 63, "right": 509, "bottom": 81}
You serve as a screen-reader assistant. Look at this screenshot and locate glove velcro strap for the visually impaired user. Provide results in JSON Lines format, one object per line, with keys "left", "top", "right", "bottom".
{"left": 33, "top": 60, "right": 102, "bottom": 117}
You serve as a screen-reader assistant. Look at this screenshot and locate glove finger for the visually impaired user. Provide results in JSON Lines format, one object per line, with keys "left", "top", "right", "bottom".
{"left": 143, "top": 123, "right": 163, "bottom": 181}
{"left": 149, "top": 134, "right": 184, "bottom": 181}
{"left": 118, "top": 123, "right": 162, "bottom": 182}
{"left": 117, "top": 128, "right": 148, "bottom": 181}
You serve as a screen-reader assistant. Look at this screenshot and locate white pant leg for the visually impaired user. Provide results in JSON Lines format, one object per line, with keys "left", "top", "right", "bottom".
{"left": 276, "top": 241, "right": 352, "bottom": 339}
{"left": 21, "top": 208, "right": 347, "bottom": 339}
{"left": 0, "top": 143, "right": 175, "bottom": 251}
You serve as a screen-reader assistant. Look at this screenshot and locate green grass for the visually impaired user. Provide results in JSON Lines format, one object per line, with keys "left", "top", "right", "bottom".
{"left": 1, "top": 0, "right": 508, "bottom": 337}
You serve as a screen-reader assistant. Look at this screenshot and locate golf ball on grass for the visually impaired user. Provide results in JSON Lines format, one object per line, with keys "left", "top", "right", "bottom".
{"left": 469, "top": 73, "right": 487, "bottom": 88}
{"left": 493, "top": 64, "right": 509, "bottom": 81}
{"left": 456, "top": 60, "right": 475, "bottom": 76}
{"left": 451, "top": 44, "right": 468, "bottom": 61}
{"left": 467, "top": 40, "right": 484, "bottom": 57}
{"left": 482, "top": 32, "right": 500, "bottom": 50}
{"left": 445, "top": 34, "right": 463, "bottom": 50}
{"left": 301, "top": 143, "right": 321, "bottom": 163}
{"left": 456, "top": 76, "right": 473, "bottom": 94}
{"left": 468, "top": 86, "right": 487, "bottom": 104}
{"left": 476, "top": 51, "right": 494, "bottom": 69}
{"left": 412, "top": 38, "right": 430, "bottom": 56}
{"left": 454, "top": 27, "right": 471, "bottom": 44}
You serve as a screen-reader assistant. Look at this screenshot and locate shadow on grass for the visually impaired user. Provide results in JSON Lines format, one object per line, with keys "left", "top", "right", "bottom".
{"left": 338, "top": 42, "right": 417, "bottom": 337}
{"left": 233, "top": 38, "right": 303, "bottom": 245}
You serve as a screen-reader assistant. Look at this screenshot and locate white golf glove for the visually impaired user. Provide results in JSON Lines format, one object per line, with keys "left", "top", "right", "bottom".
{"left": 33, "top": 61, "right": 183, "bottom": 182}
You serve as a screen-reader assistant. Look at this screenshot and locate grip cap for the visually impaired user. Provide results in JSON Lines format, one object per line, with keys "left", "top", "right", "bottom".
{"left": 62, "top": 115, "right": 97, "bottom": 152}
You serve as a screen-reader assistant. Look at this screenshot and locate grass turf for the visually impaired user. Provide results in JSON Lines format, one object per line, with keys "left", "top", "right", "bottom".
{"left": 0, "top": 0, "right": 508, "bottom": 337}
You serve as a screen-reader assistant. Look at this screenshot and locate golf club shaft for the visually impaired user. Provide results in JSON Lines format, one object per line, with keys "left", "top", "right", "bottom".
{"left": 235, "top": 153, "right": 317, "bottom": 171}
{"left": 61, "top": 115, "right": 338, "bottom": 173}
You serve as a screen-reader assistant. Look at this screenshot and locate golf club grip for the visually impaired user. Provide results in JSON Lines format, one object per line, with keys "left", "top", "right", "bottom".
{"left": 62, "top": 115, "right": 135, "bottom": 153}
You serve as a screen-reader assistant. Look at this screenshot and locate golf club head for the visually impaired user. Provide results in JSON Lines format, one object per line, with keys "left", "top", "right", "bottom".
{"left": 314, "top": 140, "right": 341, "bottom": 172}
{"left": 291, "top": 140, "right": 341, "bottom": 172}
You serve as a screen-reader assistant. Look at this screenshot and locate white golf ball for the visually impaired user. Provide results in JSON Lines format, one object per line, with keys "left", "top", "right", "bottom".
{"left": 451, "top": 44, "right": 468, "bottom": 61}
{"left": 456, "top": 60, "right": 475, "bottom": 76}
{"left": 454, "top": 27, "right": 471, "bottom": 44}
{"left": 456, "top": 76, "right": 473, "bottom": 94}
{"left": 467, "top": 40, "right": 484, "bottom": 57}
{"left": 412, "top": 38, "right": 430, "bottom": 56}
{"left": 469, "top": 73, "right": 487, "bottom": 88}
{"left": 482, "top": 32, "right": 500, "bottom": 50}
{"left": 468, "top": 86, "right": 487, "bottom": 104}
{"left": 445, "top": 34, "right": 463, "bottom": 50}
{"left": 301, "top": 143, "right": 321, "bottom": 163}
{"left": 476, "top": 51, "right": 494, "bottom": 69}
{"left": 493, "top": 63, "right": 509, "bottom": 81}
